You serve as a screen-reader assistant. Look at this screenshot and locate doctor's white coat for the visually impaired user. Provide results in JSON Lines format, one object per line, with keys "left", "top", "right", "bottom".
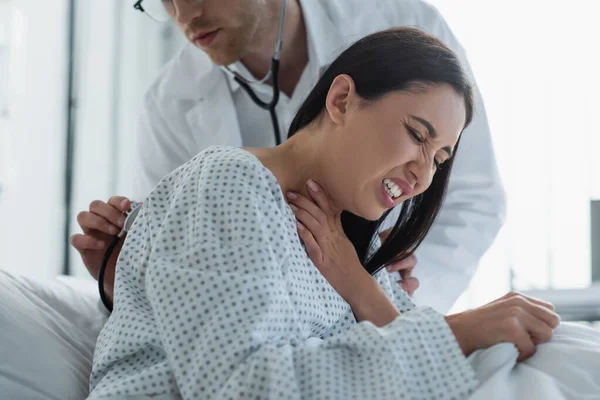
{"left": 131, "top": 0, "right": 506, "bottom": 313}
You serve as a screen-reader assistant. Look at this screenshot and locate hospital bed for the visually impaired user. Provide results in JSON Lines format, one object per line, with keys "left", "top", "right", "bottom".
{"left": 0, "top": 270, "right": 105, "bottom": 400}
{"left": 1, "top": 270, "right": 599, "bottom": 400}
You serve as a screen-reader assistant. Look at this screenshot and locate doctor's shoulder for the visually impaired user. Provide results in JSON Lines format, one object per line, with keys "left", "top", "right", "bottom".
{"left": 322, "top": 0, "right": 461, "bottom": 59}
{"left": 324, "top": 0, "right": 443, "bottom": 28}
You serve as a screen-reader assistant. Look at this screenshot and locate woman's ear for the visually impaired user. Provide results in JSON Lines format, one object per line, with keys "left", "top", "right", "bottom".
{"left": 325, "top": 74, "right": 356, "bottom": 126}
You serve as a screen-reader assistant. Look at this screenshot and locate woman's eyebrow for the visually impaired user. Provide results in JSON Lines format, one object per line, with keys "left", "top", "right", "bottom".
{"left": 409, "top": 115, "right": 453, "bottom": 157}
{"left": 409, "top": 115, "right": 436, "bottom": 137}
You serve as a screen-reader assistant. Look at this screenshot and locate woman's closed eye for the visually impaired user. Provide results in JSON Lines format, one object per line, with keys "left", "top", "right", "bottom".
{"left": 405, "top": 124, "right": 445, "bottom": 170}
{"left": 405, "top": 124, "right": 425, "bottom": 144}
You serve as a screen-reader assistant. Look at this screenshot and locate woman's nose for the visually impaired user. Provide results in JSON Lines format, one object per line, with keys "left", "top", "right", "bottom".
{"left": 411, "top": 149, "right": 436, "bottom": 187}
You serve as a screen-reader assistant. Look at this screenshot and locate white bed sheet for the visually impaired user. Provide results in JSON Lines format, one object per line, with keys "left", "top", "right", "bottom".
{"left": 468, "top": 322, "right": 600, "bottom": 399}
{"left": 1, "top": 269, "right": 599, "bottom": 400}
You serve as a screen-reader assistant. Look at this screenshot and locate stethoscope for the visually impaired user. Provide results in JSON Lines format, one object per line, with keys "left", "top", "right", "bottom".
{"left": 98, "top": 2, "right": 288, "bottom": 312}
{"left": 222, "top": 0, "right": 287, "bottom": 146}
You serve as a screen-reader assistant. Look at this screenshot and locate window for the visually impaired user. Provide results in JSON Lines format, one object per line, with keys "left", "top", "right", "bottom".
{"left": 426, "top": 0, "right": 600, "bottom": 311}
{"left": 0, "top": 0, "right": 70, "bottom": 278}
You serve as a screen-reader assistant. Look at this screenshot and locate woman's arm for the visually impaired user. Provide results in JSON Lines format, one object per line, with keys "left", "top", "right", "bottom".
{"left": 348, "top": 274, "right": 401, "bottom": 326}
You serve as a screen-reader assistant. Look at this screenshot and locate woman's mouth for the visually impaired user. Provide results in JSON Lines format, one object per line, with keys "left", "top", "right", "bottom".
{"left": 380, "top": 178, "right": 403, "bottom": 208}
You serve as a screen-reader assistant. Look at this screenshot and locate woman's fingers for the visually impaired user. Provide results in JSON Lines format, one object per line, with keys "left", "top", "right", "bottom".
{"left": 77, "top": 211, "right": 121, "bottom": 236}
{"left": 290, "top": 203, "right": 322, "bottom": 237}
{"left": 287, "top": 192, "right": 327, "bottom": 225}
{"left": 513, "top": 326, "right": 538, "bottom": 362}
{"left": 502, "top": 291, "right": 556, "bottom": 313}
{"left": 504, "top": 295, "right": 561, "bottom": 329}
{"left": 519, "top": 309, "right": 555, "bottom": 344}
{"left": 296, "top": 221, "right": 323, "bottom": 266}
{"left": 305, "top": 180, "right": 332, "bottom": 214}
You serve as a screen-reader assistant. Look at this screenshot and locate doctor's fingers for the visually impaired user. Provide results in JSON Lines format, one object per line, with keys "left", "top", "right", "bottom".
{"left": 400, "top": 277, "right": 419, "bottom": 297}
{"left": 386, "top": 254, "right": 417, "bottom": 273}
{"left": 87, "top": 200, "right": 127, "bottom": 229}
{"left": 77, "top": 210, "right": 122, "bottom": 236}
{"left": 379, "top": 228, "right": 392, "bottom": 243}
{"left": 107, "top": 196, "right": 131, "bottom": 212}
{"left": 70, "top": 233, "right": 106, "bottom": 251}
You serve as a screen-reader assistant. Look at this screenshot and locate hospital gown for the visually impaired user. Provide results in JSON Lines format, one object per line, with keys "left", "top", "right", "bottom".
{"left": 88, "top": 146, "right": 478, "bottom": 400}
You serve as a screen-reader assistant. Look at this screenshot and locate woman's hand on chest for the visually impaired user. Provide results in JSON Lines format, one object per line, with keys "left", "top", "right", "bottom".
{"left": 286, "top": 180, "right": 400, "bottom": 327}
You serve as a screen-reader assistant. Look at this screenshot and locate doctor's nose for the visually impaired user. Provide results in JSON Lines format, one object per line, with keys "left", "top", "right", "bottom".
{"left": 172, "top": 0, "right": 204, "bottom": 25}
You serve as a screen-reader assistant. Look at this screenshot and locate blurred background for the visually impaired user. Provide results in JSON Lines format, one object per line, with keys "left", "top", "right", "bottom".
{"left": 0, "top": 0, "right": 598, "bottom": 317}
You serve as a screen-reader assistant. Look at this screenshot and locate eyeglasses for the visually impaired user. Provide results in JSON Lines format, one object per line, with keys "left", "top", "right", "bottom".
{"left": 133, "top": 0, "right": 174, "bottom": 23}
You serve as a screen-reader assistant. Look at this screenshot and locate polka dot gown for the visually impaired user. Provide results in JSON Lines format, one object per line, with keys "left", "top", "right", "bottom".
{"left": 88, "top": 147, "right": 478, "bottom": 400}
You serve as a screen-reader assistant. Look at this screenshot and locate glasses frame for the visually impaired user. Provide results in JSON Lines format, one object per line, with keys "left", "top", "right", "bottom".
{"left": 133, "top": 0, "right": 171, "bottom": 22}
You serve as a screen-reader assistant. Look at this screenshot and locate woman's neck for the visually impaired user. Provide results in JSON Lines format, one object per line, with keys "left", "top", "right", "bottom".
{"left": 248, "top": 128, "right": 324, "bottom": 200}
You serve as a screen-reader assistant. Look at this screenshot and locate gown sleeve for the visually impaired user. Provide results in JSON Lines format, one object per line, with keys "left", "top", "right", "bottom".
{"left": 144, "top": 151, "right": 478, "bottom": 400}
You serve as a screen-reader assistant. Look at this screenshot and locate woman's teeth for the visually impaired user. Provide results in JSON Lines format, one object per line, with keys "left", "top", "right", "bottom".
{"left": 383, "top": 178, "right": 402, "bottom": 199}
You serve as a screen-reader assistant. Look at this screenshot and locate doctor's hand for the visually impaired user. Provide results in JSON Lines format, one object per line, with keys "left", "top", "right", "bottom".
{"left": 445, "top": 292, "right": 560, "bottom": 362}
{"left": 379, "top": 228, "right": 419, "bottom": 297}
{"left": 70, "top": 196, "right": 131, "bottom": 302}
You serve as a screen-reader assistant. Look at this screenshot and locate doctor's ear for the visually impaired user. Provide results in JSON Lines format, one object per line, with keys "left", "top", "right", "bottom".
{"left": 325, "top": 74, "right": 357, "bottom": 126}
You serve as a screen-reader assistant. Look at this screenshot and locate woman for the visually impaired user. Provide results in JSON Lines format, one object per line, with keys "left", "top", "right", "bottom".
{"left": 88, "top": 28, "right": 592, "bottom": 400}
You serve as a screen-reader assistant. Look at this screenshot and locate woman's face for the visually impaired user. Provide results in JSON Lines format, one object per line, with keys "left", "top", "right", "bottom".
{"left": 322, "top": 76, "right": 466, "bottom": 221}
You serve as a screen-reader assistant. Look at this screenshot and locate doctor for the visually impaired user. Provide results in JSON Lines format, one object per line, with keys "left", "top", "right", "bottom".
{"left": 71, "top": 0, "right": 505, "bottom": 313}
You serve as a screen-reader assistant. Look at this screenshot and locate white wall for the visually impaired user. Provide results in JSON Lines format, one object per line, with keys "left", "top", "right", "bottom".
{"left": 0, "top": 0, "right": 183, "bottom": 279}
{"left": 0, "top": 0, "right": 69, "bottom": 278}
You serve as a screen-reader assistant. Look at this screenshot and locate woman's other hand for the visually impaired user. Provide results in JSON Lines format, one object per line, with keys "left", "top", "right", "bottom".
{"left": 445, "top": 292, "right": 561, "bottom": 361}
{"left": 287, "top": 180, "right": 400, "bottom": 327}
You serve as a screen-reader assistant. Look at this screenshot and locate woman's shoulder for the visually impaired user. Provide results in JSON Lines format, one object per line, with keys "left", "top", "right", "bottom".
{"left": 150, "top": 146, "right": 283, "bottom": 208}
{"left": 193, "top": 146, "right": 274, "bottom": 189}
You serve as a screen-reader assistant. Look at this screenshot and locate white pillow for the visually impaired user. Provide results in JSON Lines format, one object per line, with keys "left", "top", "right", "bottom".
{"left": 0, "top": 270, "right": 107, "bottom": 400}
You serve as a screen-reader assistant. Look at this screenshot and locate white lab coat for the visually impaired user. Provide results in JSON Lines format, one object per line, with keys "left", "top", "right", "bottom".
{"left": 132, "top": 0, "right": 505, "bottom": 313}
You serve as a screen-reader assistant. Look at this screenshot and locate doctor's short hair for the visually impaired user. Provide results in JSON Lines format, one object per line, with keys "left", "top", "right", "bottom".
{"left": 288, "top": 27, "right": 474, "bottom": 276}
